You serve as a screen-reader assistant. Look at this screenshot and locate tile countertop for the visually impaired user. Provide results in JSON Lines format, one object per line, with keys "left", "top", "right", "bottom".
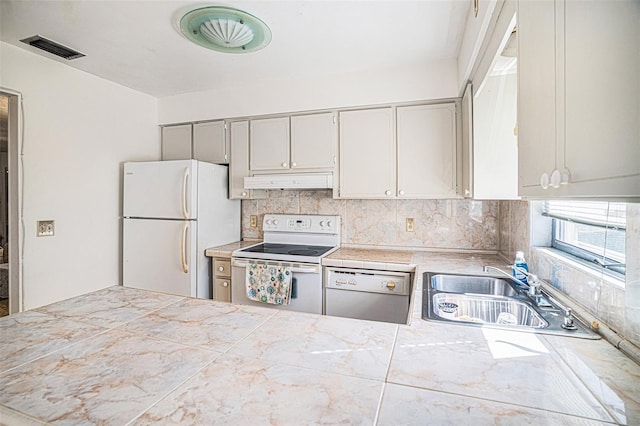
{"left": 1, "top": 253, "right": 639, "bottom": 424}
{"left": 204, "top": 240, "right": 259, "bottom": 258}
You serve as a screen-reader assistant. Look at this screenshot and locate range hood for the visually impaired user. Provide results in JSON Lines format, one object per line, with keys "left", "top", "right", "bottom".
{"left": 244, "top": 173, "right": 333, "bottom": 190}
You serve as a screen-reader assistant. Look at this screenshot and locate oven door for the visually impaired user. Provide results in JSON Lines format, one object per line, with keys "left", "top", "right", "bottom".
{"left": 231, "top": 259, "right": 322, "bottom": 314}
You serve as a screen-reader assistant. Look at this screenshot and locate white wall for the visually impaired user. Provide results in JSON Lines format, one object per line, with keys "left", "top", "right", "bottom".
{"left": 0, "top": 42, "right": 159, "bottom": 310}
{"left": 158, "top": 60, "right": 458, "bottom": 124}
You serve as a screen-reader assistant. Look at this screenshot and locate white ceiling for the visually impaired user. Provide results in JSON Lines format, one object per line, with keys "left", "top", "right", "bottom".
{"left": 0, "top": 1, "right": 470, "bottom": 98}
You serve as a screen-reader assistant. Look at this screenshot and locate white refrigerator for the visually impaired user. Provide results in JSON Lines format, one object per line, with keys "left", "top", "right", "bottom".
{"left": 123, "top": 160, "right": 240, "bottom": 298}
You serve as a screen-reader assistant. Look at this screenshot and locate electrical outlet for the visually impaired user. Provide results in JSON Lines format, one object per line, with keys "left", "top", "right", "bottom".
{"left": 406, "top": 217, "right": 415, "bottom": 232}
{"left": 37, "top": 220, "right": 55, "bottom": 237}
{"left": 250, "top": 215, "right": 258, "bottom": 227}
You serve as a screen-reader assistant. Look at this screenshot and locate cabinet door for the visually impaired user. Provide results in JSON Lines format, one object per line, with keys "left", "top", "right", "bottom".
{"left": 162, "top": 124, "right": 192, "bottom": 160}
{"left": 517, "top": 0, "right": 557, "bottom": 194}
{"left": 461, "top": 84, "right": 474, "bottom": 198}
{"left": 397, "top": 104, "right": 458, "bottom": 198}
{"left": 214, "top": 278, "right": 231, "bottom": 302}
{"left": 290, "top": 112, "right": 336, "bottom": 170}
{"left": 339, "top": 108, "right": 395, "bottom": 198}
{"left": 562, "top": 0, "right": 640, "bottom": 196}
{"left": 249, "top": 117, "right": 290, "bottom": 171}
{"left": 229, "top": 121, "right": 251, "bottom": 199}
{"left": 193, "top": 121, "right": 227, "bottom": 164}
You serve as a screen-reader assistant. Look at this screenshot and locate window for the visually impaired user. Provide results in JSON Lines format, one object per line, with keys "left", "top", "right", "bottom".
{"left": 543, "top": 201, "right": 626, "bottom": 276}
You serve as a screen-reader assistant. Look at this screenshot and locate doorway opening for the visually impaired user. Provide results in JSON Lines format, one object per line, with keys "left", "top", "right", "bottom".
{"left": 0, "top": 91, "right": 22, "bottom": 316}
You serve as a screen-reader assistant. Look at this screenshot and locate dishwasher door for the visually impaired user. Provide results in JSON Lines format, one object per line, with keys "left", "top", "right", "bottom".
{"left": 324, "top": 267, "right": 411, "bottom": 324}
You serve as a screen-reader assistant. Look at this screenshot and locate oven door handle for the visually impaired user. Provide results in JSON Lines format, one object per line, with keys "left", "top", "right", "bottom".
{"left": 232, "top": 259, "right": 319, "bottom": 274}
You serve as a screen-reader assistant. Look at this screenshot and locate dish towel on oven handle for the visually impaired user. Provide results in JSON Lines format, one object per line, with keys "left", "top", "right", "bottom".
{"left": 246, "top": 263, "right": 292, "bottom": 305}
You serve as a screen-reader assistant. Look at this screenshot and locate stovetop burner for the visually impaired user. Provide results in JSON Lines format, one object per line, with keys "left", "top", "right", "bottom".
{"left": 240, "top": 243, "right": 334, "bottom": 257}
{"left": 232, "top": 214, "right": 341, "bottom": 263}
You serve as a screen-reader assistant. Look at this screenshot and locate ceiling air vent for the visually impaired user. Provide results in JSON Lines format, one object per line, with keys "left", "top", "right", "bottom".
{"left": 20, "top": 35, "right": 85, "bottom": 60}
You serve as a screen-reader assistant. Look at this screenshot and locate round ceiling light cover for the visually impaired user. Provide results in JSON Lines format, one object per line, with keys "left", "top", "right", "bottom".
{"left": 179, "top": 6, "right": 271, "bottom": 53}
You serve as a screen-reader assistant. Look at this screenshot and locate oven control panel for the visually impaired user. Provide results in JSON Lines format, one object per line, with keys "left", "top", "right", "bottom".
{"left": 325, "top": 267, "right": 411, "bottom": 295}
{"left": 263, "top": 214, "right": 340, "bottom": 234}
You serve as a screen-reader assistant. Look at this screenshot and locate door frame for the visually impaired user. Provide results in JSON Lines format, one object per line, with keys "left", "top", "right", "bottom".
{"left": 1, "top": 88, "right": 23, "bottom": 314}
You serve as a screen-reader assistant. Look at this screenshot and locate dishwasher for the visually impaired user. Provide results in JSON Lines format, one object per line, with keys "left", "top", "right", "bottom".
{"left": 324, "top": 267, "right": 412, "bottom": 324}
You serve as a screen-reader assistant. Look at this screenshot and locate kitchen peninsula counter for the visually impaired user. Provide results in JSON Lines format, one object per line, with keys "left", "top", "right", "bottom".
{"left": 1, "top": 282, "right": 638, "bottom": 424}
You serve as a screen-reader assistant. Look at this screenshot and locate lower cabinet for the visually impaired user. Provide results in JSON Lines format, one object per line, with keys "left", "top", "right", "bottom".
{"left": 212, "top": 258, "right": 231, "bottom": 302}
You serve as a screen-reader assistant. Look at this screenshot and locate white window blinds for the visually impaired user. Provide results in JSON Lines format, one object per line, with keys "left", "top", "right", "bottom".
{"left": 542, "top": 201, "right": 626, "bottom": 230}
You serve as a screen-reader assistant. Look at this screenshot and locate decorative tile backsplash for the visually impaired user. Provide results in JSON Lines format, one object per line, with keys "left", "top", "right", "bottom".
{"left": 498, "top": 200, "right": 530, "bottom": 262}
{"left": 241, "top": 190, "right": 500, "bottom": 251}
{"left": 501, "top": 199, "right": 640, "bottom": 349}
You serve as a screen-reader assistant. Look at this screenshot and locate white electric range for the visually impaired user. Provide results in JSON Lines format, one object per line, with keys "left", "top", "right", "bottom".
{"left": 231, "top": 214, "right": 341, "bottom": 314}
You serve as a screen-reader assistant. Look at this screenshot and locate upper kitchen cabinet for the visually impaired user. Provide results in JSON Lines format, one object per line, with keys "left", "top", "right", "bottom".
{"left": 249, "top": 117, "right": 290, "bottom": 171}
{"left": 290, "top": 112, "right": 337, "bottom": 170}
{"left": 193, "top": 121, "right": 228, "bottom": 164}
{"left": 338, "top": 103, "right": 459, "bottom": 199}
{"left": 518, "top": 0, "right": 640, "bottom": 198}
{"left": 161, "top": 124, "right": 192, "bottom": 160}
{"left": 249, "top": 113, "right": 336, "bottom": 172}
{"left": 397, "top": 103, "right": 458, "bottom": 198}
{"left": 229, "top": 121, "right": 266, "bottom": 200}
{"left": 338, "top": 107, "right": 395, "bottom": 198}
{"left": 161, "top": 121, "right": 228, "bottom": 164}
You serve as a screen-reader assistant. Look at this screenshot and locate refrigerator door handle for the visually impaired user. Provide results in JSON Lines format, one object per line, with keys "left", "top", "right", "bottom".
{"left": 181, "top": 221, "right": 189, "bottom": 273}
{"left": 181, "top": 167, "right": 190, "bottom": 219}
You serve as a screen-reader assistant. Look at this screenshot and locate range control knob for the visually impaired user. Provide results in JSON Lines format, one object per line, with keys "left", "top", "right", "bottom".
{"left": 327, "top": 221, "right": 332, "bottom": 227}
{"left": 266, "top": 219, "right": 272, "bottom": 225}
{"left": 386, "top": 281, "right": 396, "bottom": 290}
{"left": 273, "top": 219, "right": 279, "bottom": 225}
{"left": 319, "top": 220, "right": 325, "bottom": 227}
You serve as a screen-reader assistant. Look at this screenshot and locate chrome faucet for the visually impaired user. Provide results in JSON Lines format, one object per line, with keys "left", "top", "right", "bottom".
{"left": 482, "top": 265, "right": 541, "bottom": 298}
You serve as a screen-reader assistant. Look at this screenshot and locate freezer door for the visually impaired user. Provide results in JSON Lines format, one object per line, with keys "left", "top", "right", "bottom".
{"left": 123, "top": 218, "right": 198, "bottom": 297}
{"left": 123, "top": 160, "right": 198, "bottom": 219}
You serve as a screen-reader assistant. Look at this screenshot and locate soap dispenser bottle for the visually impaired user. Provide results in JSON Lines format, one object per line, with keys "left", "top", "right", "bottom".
{"left": 513, "top": 251, "right": 528, "bottom": 284}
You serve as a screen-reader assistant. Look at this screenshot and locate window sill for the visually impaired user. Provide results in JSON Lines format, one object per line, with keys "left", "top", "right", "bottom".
{"left": 531, "top": 247, "right": 625, "bottom": 289}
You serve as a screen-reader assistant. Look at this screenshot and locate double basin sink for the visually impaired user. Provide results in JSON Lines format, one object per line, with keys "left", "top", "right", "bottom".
{"left": 422, "top": 272, "right": 599, "bottom": 339}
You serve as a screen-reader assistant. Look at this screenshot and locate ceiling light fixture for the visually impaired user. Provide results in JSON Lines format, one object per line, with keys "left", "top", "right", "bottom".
{"left": 179, "top": 6, "right": 271, "bottom": 54}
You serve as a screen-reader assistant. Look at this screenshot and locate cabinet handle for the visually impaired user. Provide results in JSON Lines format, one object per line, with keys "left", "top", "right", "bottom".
{"left": 540, "top": 173, "right": 550, "bottom": 190}
{"left": 550, "top": 169, "right": 562, "bottom": 189}
{"left": 282, "top": 162, "right": 288, "bottom": 168}
{"left": 241, "top": 191, "right": 247, "bottom": 197}
{"left": 291, "top": 162, "right": 297, "bottom": 167}
{"left": 398, "top": 190, "right": 405, "bottom": 196}
{"left": 218, "top": 266, "right": 225, "bottom": 272}
{"left": 222, "top": 281, "right": 229, "bottom": 287}
{"left": 385, "top": 190, "right": 392, "bottom": 196}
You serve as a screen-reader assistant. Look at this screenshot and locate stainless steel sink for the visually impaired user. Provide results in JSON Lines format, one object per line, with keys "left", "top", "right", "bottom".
{"left": 432, "top": 293, "right": 547, "bottom": 328}
{"left": 422, "top": 272, "right": 599, "bottom": 339}
{"left": 431, "top": 274, "right": 518, "bottom": 297}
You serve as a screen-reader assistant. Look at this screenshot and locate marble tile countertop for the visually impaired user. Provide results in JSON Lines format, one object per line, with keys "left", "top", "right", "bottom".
{"left": 1, "top": 284, "right": 639, "bottom": 425}
{"left": 204, "top": 240, "right": 259, "bottom": 258}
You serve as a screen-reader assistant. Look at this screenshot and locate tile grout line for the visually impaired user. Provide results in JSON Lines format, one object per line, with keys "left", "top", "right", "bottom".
{"left": 0, "top": 324, "right": 113, "bottom": 377}
{"left": 219, "top": 308, "right": 281, "bottom": 354}
{"left": 124, "top": 353, "right": 222, "bottom": 426}
{"left": 539, "top": 334, "right": 621, "bottom": 425}
{"left": 372, "top": 324, "right": 400, "bottom": 425}
{"left": 382, "top": 379, "right": 619, "bottom": 425}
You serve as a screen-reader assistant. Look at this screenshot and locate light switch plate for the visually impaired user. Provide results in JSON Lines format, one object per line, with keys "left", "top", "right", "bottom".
{"left": 250, "top": 215, "right": 258, "bottom": 227}
{"left": 406, "top": 218, "right": 415, "bottom": 232}
{"left": 37, "top": 220, "right": 55, "bottom": 237}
